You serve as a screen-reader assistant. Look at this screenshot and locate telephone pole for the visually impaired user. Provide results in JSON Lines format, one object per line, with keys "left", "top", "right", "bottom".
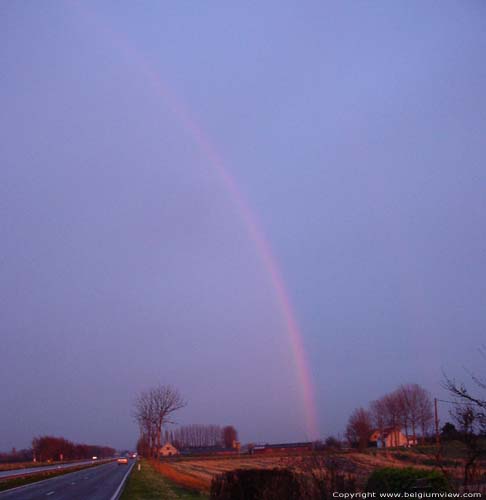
{"left": 434, "top": 398, "right": 440, "bottom": 449}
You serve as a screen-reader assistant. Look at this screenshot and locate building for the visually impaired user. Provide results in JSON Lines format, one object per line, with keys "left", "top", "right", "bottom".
{"left": 369, "top": 428, "right": 410, "bottom": 448}
{"left": 159, "top": 442, "right": 179, "bottom": 457}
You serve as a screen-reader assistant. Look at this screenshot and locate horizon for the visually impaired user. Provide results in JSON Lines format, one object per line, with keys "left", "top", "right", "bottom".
{"left": 2, "top": 1, "right": 486, "bottom": 451}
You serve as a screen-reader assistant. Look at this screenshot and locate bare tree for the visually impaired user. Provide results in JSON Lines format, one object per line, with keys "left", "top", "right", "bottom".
{"left": 151, "top": 385, "right": 186, "bottom": 460}
{"left": 370, "top": 397, "right": 387, "bottom": 446}
{"left": 399, "top": 384, "right": 433, "bottom": 445}
{"left": 382, "top": 391, "right": 403, "bottom": 446}
{"left": 346, "top": 407, "right": 372, "bottom": 451}
{"left": 443, "top": 374, "right": 486, "bottom": 415}
{"left": 369, "top": 384, "right": 433, "bottom": 447}
{"left": 416, "top": 386, "right": 434, "bottom": 442}
{"left": 173, "top": 424, "right": 224, "bottom": 448}
{"left": 443, "top": 367, "right": 486, "bottom": 489}
{"left": 133, "top": 385, "right": 186, "bottom": 460}
{"left": 222, "top": 425, "right": 238, "bottom": 449}
{"left": 451, "top": 404, "right": 484, "bottom": 489}
{"left": 133, "top": 389, "right": 157, "bottom": 458}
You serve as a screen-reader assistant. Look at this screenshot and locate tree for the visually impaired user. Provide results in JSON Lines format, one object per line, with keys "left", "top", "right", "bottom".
{"left": 443, "top": 362, "right": 486, "bottom": 489}
{"left": 370, "top": 384, "right": 433, "bottom": 446}
{"left": 222, "top": 426, "right": 238, "bottom": 449}
{"left": 173, "top": 424, "right": 224, "bottom": 448}
{"left": 133, "top": 389, "right": 157, "bottom": 458}
{"left": 346, "top": 407, "right": 372, "bottom": 451}
{"left": 324, "top": 436, "right": 342, "bottom": 450}
{"left": 133, "top": 385, "right": 186, "bottom": 460}
{"left": 443, "top": 373, "right": 486, "bottom": 415}
{"left": 369, "top": 391, "right": 402, "bottom": 446}
{"left": 440, "top": 422, "right": 459, "bottom": 441}
{"left": 450, "top": 405, "right": 484, "bottom": 488}
{"left": 370, "top": 397, "right": 387, "bottom": 444}
{"left": 136, "top": 434, "right": 149, "bottom": 457}
{"left": 31, "top": 436, "right": 114, "bottom": 462}
{"left": 398, "top": 384, "right": 433, "bottom": 444}
{"left": 416, "top": 386, "right": 434, "bottom": 442}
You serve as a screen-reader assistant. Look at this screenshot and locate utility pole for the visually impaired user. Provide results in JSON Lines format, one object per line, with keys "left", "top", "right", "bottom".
{"left": 434, "top": 398, "right": 440, "bottom": 449}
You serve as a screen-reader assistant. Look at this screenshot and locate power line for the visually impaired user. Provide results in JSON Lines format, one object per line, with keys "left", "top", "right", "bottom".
{"left": 436, "top": 398, "right": 484, "bottom": 407}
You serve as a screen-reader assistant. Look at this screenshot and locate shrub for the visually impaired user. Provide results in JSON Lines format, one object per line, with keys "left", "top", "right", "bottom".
{"left": 366, "top": 467, "right": 450, "bottom": 493}
{"left": 210, "top": 468, "right": 310, "bottom": 500}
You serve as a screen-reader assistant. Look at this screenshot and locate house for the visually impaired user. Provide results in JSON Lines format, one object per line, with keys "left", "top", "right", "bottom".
{"left": 369, "top": 428, "right": 409, "bottom": 448}
{"left": 159, "top": 442, "right": 179, "bottom": 456}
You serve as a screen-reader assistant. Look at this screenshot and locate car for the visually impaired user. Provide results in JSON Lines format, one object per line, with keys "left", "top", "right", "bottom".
{"left": 117, "top": 457, "right": 128, "bottom": 464}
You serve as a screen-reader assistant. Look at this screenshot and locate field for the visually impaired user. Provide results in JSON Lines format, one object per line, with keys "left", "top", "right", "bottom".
{"left": 152, "top": 445, "right": 486, "bottom": 494}
{"left": 152, "top": 451, "right": 424, "bottom": 492}
{"left": 153, "top": 456, "right": 290, "bottom": 492}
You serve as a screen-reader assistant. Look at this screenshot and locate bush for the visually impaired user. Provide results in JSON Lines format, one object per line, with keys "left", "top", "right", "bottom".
{"left": 210, "top": 468, "right": 310, "bottom": 500}
{"left": 366, "top": 467, "right": 450, "bottom": 493}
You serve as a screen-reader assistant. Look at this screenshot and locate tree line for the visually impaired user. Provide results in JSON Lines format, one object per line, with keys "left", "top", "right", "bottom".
{"left": 0, "top": 448, "right": 34, "bottom": 464}
{"left": 31, "top": 435, "right": 115, "bottom": 462}
{"left": 346, "top": 383, "right": 434, "bottom": 450}
{"left": 172, "top": 424, "right": 238, "bottom": 449}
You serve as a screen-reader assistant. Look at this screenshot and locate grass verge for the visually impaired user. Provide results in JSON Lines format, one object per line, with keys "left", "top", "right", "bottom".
{"left": 0, "top": 459, "right": 93, "bottom": 472}
{"left": 120, "top": 460, "right": 208, "bottom": 500}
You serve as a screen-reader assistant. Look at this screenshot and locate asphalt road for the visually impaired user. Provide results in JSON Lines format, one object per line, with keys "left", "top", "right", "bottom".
{"left": 0, "top": 460, "right": 134, "bottom": 500}
{"left": 0, "top": 460, "right": 112, "bottom": 479}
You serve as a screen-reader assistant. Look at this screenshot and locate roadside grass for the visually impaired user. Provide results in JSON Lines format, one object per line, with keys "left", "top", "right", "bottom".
{"left": 120, "top": 460, "right": 208, "bottom": 500}
{"left": 0, "top": 461, "right": 110, "bottom": 492}
{"left": 0, "top": 459, "right": 85, "bottom": 472}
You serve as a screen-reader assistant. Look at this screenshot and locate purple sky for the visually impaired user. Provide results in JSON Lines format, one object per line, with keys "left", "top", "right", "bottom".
{"left": 1, "top": 1, "right": 486, "bottom": 451}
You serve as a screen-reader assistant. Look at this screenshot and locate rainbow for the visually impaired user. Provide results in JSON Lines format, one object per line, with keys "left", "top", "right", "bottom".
{"left": 76, "top": 4, "right": 319, "bottom": 439}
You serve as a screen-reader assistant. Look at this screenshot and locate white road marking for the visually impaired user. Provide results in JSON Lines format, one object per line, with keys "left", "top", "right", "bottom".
{"left": 109, "top": 462, "right": 135, "bottom": 500}
{"left": 46, "top": 491, "right": 55, "bottom": 496}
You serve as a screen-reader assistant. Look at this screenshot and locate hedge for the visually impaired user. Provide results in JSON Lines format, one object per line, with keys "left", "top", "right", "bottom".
{"left": 366, "top": 467, "right": 450, "bottom": 493}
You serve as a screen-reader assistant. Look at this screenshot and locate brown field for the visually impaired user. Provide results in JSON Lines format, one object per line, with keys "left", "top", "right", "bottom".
{"left": 152, "top": 451, "right": 436, "bottom": 492}
{"left": 152, "top": 455, "right": 286, "bottom": 492}
{"left": 152, "top": 447, "right": 486, "bottom": 494}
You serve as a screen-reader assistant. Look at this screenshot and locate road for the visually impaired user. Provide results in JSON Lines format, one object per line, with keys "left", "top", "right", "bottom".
{"left": 0, "top": 460, "right": 112, "bottom": 480}
{"left": 0, "top": 460, "right": 134, "bottom": 500}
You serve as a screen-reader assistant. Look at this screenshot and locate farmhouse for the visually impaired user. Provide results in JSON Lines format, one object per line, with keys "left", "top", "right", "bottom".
{"left": 369, "top": 428, "right": 410, "bottom": 448}
{"left": 159, "top": 442, "right": 179, "bottom": 456}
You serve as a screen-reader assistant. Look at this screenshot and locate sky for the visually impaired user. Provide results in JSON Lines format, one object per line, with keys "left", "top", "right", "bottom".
{"left": 1, "top": 1, "right": 486, "bottom": 451}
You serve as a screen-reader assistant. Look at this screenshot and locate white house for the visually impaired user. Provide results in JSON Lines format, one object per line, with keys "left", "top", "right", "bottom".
{"left": 369, "top": 428, "right": 410, "bottom": 448}
{"left": 159, "top": 442, "right": 179, "bottom": 457}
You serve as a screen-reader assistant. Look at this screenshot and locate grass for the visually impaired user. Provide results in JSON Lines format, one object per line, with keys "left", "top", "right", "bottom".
{"left": 120, "top": 460, "right": 208, "bottom": 500}
{"left": 0, "top": 461, "right": 110, "bottom": 492}
{"left": 151, "top": 455, "right": 297, "bottom": 492}
{"left": 0, "top": 459, "right": 82, "bottom": 472}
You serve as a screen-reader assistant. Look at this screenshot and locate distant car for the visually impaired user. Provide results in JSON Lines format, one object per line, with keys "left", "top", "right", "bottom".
{"left": 92, "top": 456, "right": 98, "bottom": 460}
{"left": 117, "top": 457, "right": 128, "bottom": 464}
